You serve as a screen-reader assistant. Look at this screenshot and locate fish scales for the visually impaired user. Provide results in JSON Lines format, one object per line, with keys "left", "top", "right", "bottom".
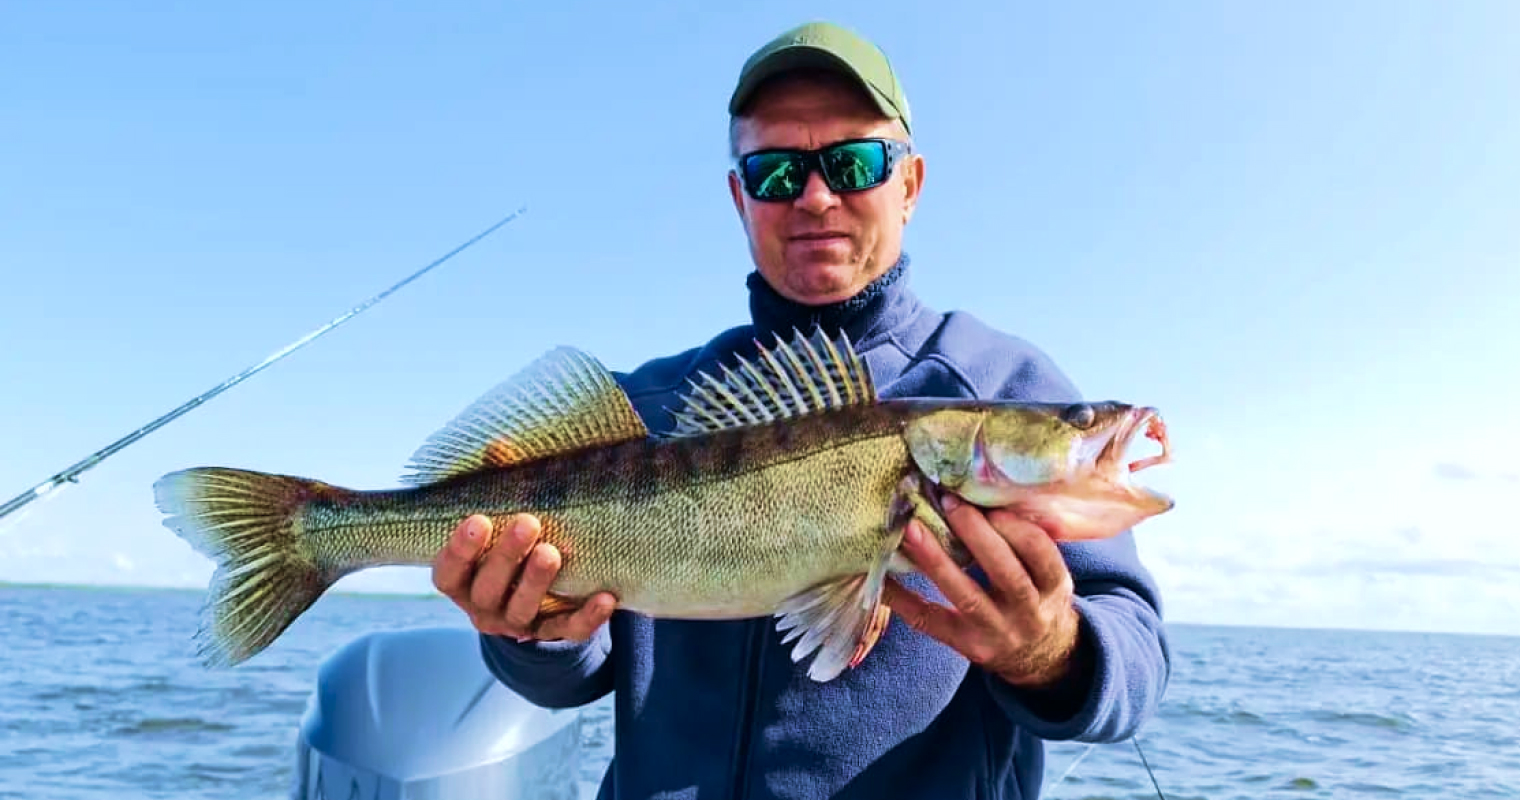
{"left": 536, "top": 416, "right": 915, "bottom": 617}
{"left": 295, "top": 404, "right": 918, "bottom": 618}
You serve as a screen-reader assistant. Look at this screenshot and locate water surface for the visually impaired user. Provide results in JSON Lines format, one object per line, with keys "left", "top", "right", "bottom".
{"left": 2, "top": 585, "right": 1515, "bottom": 799}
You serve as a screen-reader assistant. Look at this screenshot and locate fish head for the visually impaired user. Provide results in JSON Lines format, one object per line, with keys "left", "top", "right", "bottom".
{"left": 904, "top": 401, "right": 1174, "bottom": 541}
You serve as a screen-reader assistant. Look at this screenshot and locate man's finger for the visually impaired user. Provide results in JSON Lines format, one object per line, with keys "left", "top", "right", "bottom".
{"left": 881, "top": 577, "right": 961, "bottom": 646}
{"left": 943, "top": 500, "right": 1038, "bottom": 612}
{"left": 469, "top": 515, "right": 539, "bottom": 615}
{"left": 502, "top": 542, "right": 562, "bottom": 632}
{"left": 432, "top": 515, "right": 489, "bottom": 599}
{"left": 897, "top": 518, "right": 995, "bottom": 624}
{"left": 989, "top": 509, "right": 1072, "bottom": 596}
{"left": 536, "top": 592, "right": 618, "bottom": 642}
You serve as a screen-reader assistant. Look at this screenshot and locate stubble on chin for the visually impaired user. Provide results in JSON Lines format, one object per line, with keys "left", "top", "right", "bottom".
{"left": 781, "top": 258, "right": 873, "bottom": 304}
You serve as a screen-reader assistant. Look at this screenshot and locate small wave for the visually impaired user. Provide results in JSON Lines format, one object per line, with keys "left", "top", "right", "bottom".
{"left": 1225, "top": 710, "right": 1267, "bottom": 726}
{"left": 1161, "top": 699, "right": 1272, "bottom": 729}
{"left": 126, "top": 677, "right": 176, "bottom": 693}
{"left": 1308, "top": 709, "right": 1417, "bottom": 730}
{"left": 1336, "top": 782, "right": 1401, "bottom": 795}
{"left": 185, "top": 762, "right": 255, "bottom": 778}
{"left": 31, "top": 685, "right": 104, "bottom": 702}
{"left": 230, "top": 743, "right": 286, "bottom": 759}
{"left": 112, "top": 717, "right": 235, "bottom": 736}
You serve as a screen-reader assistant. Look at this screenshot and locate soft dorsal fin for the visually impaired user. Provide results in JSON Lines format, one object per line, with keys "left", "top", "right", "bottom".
{"left": 668, "top": 328, "right": 876, "bottom": 437}
{"left": 400, "top": 346, "right": 649, "bottom": 486}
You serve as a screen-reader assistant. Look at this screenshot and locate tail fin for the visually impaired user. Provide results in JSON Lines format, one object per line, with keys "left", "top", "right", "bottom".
{"left": 153, "top": 466, "right": 339, "bottom": 668}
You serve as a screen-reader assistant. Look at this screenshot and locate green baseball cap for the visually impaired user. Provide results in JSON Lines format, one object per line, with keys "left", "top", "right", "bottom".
{"left": 728, "top": 21, "right": 911, "bottom": 134}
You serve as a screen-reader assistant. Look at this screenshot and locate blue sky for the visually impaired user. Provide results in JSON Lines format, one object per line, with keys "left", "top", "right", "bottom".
{"left": 2, "top": 3, "right": 1516, "bottom": 635}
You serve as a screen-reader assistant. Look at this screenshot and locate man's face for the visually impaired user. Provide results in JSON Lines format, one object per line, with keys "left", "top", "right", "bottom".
{"left": 728, "top": 72, "right": 925, "bottom": 306}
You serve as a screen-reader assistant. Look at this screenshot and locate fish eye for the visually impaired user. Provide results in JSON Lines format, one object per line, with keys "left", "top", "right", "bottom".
{"left": 1061, "top": 403, "right": 1097, "bottom": 429}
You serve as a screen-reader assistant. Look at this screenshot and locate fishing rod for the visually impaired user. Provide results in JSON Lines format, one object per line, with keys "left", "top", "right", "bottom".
{"left": 0, "top": 206, "right": 528, "bottom": 526}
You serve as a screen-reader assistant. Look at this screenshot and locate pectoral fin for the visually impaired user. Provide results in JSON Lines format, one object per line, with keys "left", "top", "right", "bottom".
{"left": 774, "top": 533, "right": 901, "bottom": 682}
{"left": 850, "top": 604, "right": 893, "bottom": 669}
{"left": 538, "top": 594, "right": 579, "bottom": 617}
{"left": 889, "top": 472, "right": 970, "bottom": 568}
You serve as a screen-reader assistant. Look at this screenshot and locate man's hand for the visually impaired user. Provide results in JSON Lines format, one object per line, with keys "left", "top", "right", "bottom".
{"left": 883, "top": 494, "right": 1084, "bottom": 689}
{"left": 431, "top": 513, "right": 616, "bottom": 643}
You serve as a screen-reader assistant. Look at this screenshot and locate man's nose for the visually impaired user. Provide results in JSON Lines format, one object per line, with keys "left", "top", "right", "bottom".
{"left": 793, "top": 170, "right": 841, "bottom": 214}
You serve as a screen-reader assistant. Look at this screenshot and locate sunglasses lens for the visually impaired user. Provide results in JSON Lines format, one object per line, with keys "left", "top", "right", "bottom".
{"left": 743, "top": 152, "right": 808, "bottom": 200}
{"left": 821, "top": 141, "right": 889, "bottom": 192}
{"left": 740, "top": 140, "right": 897, "bottom": 201}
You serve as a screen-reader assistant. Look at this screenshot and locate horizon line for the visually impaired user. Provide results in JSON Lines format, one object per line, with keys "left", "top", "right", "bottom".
{"left": 2, "top": 579, "right": 1515, "bottom": 640}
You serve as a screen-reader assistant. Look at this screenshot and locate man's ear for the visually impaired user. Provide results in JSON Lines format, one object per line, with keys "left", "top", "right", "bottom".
{"left": 728, "top": 170, "right": 749, "bottom": 229}
{"left": 900, "top": 152, "right": 925, "bottom": 224}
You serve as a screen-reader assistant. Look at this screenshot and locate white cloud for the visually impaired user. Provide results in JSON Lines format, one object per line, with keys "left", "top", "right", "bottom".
{"left": 1144, "top": 456, "right": 1520, "bottom": 636}
{"left": 1432, "top": 461, "right": 1519, "bottom": 484}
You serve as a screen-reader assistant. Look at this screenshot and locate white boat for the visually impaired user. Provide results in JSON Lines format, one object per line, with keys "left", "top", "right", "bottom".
{"left": 285, "top": 627, "right": 1145, "bottom": 800}
{"left": 291, "top": 626, "right": 587, "bottom": 800}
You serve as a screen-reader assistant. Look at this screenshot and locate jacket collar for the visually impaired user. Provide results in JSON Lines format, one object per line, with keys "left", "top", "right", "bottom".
{"left": 745, "top": 253, "right": 920, "bottom": 346}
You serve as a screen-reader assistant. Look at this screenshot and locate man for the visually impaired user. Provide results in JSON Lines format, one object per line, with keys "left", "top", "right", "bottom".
{"left": 431, "top": 20, "right": 1170, "bottom": 800}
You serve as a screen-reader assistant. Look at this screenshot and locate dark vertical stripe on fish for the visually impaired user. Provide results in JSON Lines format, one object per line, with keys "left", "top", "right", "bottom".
{"left": 531, "top": 454, "right": 571, "bottom": 510}
{"left": 718, "top": 429, "right": 750, "bottom": 479}
{"left": 667, "top": 437, "right": 703, "bottom": 487}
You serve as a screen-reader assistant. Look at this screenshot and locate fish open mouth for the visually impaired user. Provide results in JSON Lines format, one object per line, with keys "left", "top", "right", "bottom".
{"left": 1099, "top": 407, "right": 1172, "bottom": 487}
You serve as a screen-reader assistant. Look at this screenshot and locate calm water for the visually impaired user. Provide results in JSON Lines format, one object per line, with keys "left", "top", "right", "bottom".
{"left": 2, "top": 584, "right": 1517, "bottom": 799}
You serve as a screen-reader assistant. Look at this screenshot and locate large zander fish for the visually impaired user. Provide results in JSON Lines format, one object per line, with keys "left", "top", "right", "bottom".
{"left": 154, "top": 330, "right": 1173, "bottom": 681}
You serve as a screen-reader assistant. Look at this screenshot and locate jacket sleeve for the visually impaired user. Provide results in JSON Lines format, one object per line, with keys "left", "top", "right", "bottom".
{"left": 478, "top": 625, "right": 615, "bottom": 709}
{"left": 975, "top": 345, "right": 1172, "bottom": 742}
{"left": 985, "top": 534, "right": 1171, "bottom": 742}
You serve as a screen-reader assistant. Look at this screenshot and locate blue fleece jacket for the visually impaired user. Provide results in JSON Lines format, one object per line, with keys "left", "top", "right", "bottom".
{"left": 480, "top": 257, "right": 1171, "bottom": 800}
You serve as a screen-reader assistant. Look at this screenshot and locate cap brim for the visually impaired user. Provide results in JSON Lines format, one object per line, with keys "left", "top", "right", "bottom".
{"left": 728, "top": 46, "right": 902, "bottom": 122}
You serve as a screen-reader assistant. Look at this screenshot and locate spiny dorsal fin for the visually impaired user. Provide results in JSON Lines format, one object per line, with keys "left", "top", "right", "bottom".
{"left": 667, "top": 328, "right": 876, "bottom": 437}
{"left": 400, "top": 346, "right": 648, "bottom": 486}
